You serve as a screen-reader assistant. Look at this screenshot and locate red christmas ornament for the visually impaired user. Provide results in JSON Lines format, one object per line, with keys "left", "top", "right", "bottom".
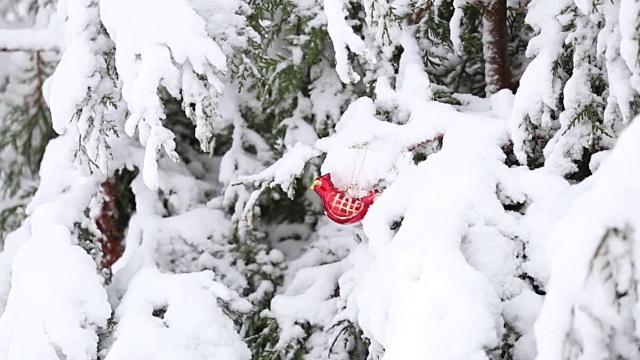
{"left": 310, "top": 173, "right": 379, "bottom": 224}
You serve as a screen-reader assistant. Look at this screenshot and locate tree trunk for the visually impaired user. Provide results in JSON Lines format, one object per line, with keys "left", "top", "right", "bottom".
{"left": 95, "top": 179, "right": 125, "bottom": 271}
{"left": 482, "top": 0, "right": 512, "bottom": 95}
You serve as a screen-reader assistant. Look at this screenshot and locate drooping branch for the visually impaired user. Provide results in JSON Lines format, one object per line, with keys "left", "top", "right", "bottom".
{"left": 482, "top": 0, "right": 512, "bottom": 94}
{"left": 0, "top": 28, "right": 60, "bottom": 52}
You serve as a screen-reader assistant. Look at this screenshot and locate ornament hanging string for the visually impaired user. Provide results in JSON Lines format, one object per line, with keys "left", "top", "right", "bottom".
{"left": 347, "top": 142, "right": 369, "bottom": 196}
{"left": 310, "top": 139, "right": 378, "bottom": 225}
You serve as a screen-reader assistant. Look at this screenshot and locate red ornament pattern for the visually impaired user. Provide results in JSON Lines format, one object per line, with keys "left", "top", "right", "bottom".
{"left": 310, "top": 173, "right": 379, "bottom": 224}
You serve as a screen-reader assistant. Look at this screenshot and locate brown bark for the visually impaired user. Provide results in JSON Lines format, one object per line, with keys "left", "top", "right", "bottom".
{"left": 412, "top": 1, "right": 433, "bottom": 25}
{"left": 482, "top": 0, "right": 512, "bottom": 94}
{"left": 95, "top": 179, "right": 125, "bottom": 270}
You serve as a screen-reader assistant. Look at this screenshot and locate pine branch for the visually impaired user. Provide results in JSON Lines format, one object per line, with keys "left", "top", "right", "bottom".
{"left": 34, "top": 51, "right": 44, "bottom": 106}
{"left": 0, "top": 27, "right": 59, "bottom": 52}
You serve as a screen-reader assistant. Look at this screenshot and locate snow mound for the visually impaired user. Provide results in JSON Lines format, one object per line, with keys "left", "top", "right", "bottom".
{"left": 106, "top": 267, "right": 250, "bottom": 360}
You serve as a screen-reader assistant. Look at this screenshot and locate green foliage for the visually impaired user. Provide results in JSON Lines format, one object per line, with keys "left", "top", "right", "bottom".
{"left": 239, "top": 0, "right": 333, "bottom": 138}
{"left": 576, "top": 225, "right": 640, "bottom": 358}
{"left": 259, "top": 179, "right": 314, "bottom": 225}
{"left": 431, "top": 86, "right": 463, "bottom": 106}
{"left": 69, "top": 15, "right": 122, "bottom": 174}
{"left": 0, "top": 52, "right": 55, "bottom": 197}
{"left": 234, "top": 233, "right": 294, "bottom": 360}
{"left": 107, "top": 168, "right": 138, "bottom": 235}
{"left": 507, "top": 6, "right": 533, "bottom": 82}
{"left": 0, "top": 103, "right": 50, "bottom": 188}
{"left": 567, "top": 102, "right": 611, "bottom": 150}
{"left": 164, "top": 98, "right": 199, "bottom": 149}
{"left": 0, "top": 51, "right": 57, "bottom": 239}
{"left": 416, "top": 0, "right": 530, "bottom": 97}
{"left": 521, "top": 115, "right": 548, "bottom": 169}
{"left": 416, "top": 0, "right": 456, "bottom": 79}
{"left": 490, "top": 322, "right": 519, "bottom": 360}
{"left": 0, "top": 0, "right": 538, "bottom": 359}
{"left": 0, "top": 188, "right": 33, "bottom": 241}
{"left": 245, "top": 315, "right": 307, "bottom": 360}
{"left": 328, "top": 319, "right": 370, "bottom": 360}
{"left": 454, "top": 2, "right": 486, "bottom": 96}
{"left": 588, "top": 226, "right": 636, "bottom": 296}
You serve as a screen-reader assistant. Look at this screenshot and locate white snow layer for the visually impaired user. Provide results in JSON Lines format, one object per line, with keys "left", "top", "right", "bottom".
{"left": 4, "top": 0, "right": 640, "bottom": 359}
{"left": 507, "top": 0, "right": 571, "bottom": 164}
{"left": 45, "top": 0, "right": 122, "bottom": 174}
{"left": 0, "top": 136, "right": 111, "bottom": 360}
{"left": 264, "top": 45, "right": 567, "bottom": 360}
{"left": 105, "top": 267, "right": 250, "bottom": 360}
{"left": 267, "top": 34, "right": 581, "bottom": 359}
{"left": 620, "top": 0, "right": 640, "bottom": 94}
{"left": 101, "top": 148, "right": 256, "bottom": 360}
{"left": 0, "top": 6, "right": 62, "bottom": 52}
{"left": 339, "top": 107, "right": 508, "bottom": 360}
{"left": 100, "top": 0, "right": 228, "bottom": 190}
{"left": 534, "top": 116, "right": 640, "bottom": 360}
{"left": 322, "top": 0, "right": 376, "bottom": 83}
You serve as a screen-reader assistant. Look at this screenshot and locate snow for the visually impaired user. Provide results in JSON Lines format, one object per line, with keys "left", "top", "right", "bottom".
{"left": 599, "top": 0, "right": 636, "bottom": 125}
{"left": 0, "top": 8, "right": 62, "bottom": 53}
{"left": 341, "top": 112, "right": 507, "bottom": 360}
{"left": 3, "top": 0, "right": 640, "bottom": 359}
{"left": 47, "top": 0, "right": 106, "bottom": 135}
{"left": 269, "top": 219, "right": 358, "bottom": 357}
{"left": 535, "top": 116, "right": 640, "bottom": 360}
{"left": 0, "top": 136, "right": 110, "bottom": 360}
{"left": 0, "top": 219, "right": 109, "bottom": 360}
{"left": 316, "top": 96, "right": 446, "bottom": 194}
{"left": 301, "top": 46, "right": 583, "bottom": 359}
{"left": 0, "top": 224, "right": 30, "bottom": 314}
{"left": 503, "top": 290, "right": 544, "bottom": 360}
{"left": 105, "top": 267, "right": 250, "bottom": 360}
{"left": 272, "top": 260, "right": 348, "bottom": 348}
{"left": 309, "top": 65, "right": 352, "bottom": 129}
{"left": 504, "top": 167, "right": 573, "bottom": 284}
{"left": 449, "top": 0, "right": 469, "bottom": 53}
{"left": 508, "top": 0, "right": 571, "bottom": 164}
{"left": 109, "top": 168, "right": 247, "bottom": 297}
{"left": 100, "top": 0, "right": 229, "bottom": 189}
{"left": 185, "top": 0, "right": 252, "bottom": 54}
{"left": 543, "top": 11, "right": 610, "bottom": 177}
{"left": 44, "top": 0, "right": 123, "bottom": 175}
{"left": 238, "top": 142, "right": 321, "bottom": 198}
{"left": 0, "top": 27, "right": 60, "bottom": 52}
{"left": 323, "top": 0, "right": 376, "bottom": 83}
{"left": 619, "top": 0, "right": 640, "bottom": 94}
{"left": 0, "top": 4, "right": 267, "bottom": 359}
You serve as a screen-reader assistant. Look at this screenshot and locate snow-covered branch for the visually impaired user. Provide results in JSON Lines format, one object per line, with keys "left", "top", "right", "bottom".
{"left": 0, "top": 28, "right": 60, "bottom": 52}
{"left": 323, "top": 0, "right": 376, "bottom": 83}
{"left": 101, "top": 0, "right": 230, "bottom": 190}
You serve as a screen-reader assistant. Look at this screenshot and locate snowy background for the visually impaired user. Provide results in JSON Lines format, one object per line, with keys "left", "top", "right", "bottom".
{"left": 1, "top": 0, "right": 640, "bottom": 359}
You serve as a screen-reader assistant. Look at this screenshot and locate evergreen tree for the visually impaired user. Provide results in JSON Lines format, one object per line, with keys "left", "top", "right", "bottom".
{"left": 0, "top": 1, "right": 58, "bottom": 241}
{"left": 509, "top": 0, "right": 640, "bottom": 175}
{"left": 1, "top": 0, "right": 640, "bottom": 360}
